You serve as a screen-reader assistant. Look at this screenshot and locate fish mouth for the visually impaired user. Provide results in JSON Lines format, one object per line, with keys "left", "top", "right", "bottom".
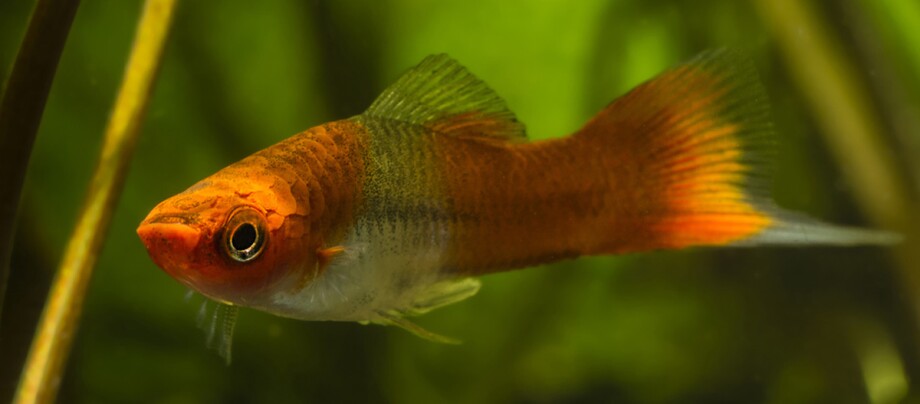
{"left": 137, "top": 219, "right": 203, "bottom": 281}
{"left": 140, "top": 213, "right": 199, "bottom": 226}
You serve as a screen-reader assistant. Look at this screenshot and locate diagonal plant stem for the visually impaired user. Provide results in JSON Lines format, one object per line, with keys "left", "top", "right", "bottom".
{"left": 754, "top": 0, "right": 911, "bottom": 230}
{"left": 13, "top": 0, "right": 178, "bottom": 403}
{"left": 0, "top": 0, "right": 81, "bottom": 326}
{"left": 753, "top": 0, "right": 920, "bottom": 282}
{"left": 754, "top": 0, "right": 920, "bottom": 397}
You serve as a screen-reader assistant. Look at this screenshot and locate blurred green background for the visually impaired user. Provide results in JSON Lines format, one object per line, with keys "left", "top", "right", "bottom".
{"left": 1, "top": 0, "right": 919, "bottom": 403}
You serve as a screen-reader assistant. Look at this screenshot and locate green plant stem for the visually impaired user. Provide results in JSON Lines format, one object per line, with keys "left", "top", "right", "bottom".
{"left": 754, "top": 0, "right": 920, "bottom": 396}
{"left": 0, "top": 0, "right": 81, "bottom": 327}
{"left": 754, "top": 0, "right": 911, "bottom": 230}
{"left": 13, "top": 0, "right": 178, "bottom": 403}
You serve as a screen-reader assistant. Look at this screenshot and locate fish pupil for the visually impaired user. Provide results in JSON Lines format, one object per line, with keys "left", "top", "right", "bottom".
{"left": 231, "top": 223, "right": 257, "bottom": 252}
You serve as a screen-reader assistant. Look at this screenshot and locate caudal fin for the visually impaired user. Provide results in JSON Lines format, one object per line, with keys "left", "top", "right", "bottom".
{"left": 577, "top": 49, "right": 898, "bottom": 251}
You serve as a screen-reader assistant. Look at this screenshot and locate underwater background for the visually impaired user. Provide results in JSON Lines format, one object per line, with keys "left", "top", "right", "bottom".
{"left": 1, "top": 0, "right": 919, "bottom": 403}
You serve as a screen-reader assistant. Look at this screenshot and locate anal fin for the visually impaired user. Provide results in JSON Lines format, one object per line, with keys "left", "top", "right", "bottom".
{"left": 369, "top": 277, "right": 481, "bottom": 343}
{"left": 405, "top": 277, "right": 482, "bottom": 315}
{"left": 373, "top": 313, "right": 461, "bottom": 345}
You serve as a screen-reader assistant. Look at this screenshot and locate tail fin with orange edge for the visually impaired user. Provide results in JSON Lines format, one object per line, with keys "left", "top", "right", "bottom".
{"left": 577, "top": 49, "right": 897, "bottom": 251}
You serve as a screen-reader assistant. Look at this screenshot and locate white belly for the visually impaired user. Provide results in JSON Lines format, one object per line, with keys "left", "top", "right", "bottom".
{"left": 267, "top": 218, "right": 457, "bottom": 322}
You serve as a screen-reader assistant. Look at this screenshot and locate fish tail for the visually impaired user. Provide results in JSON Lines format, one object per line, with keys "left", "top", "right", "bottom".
{"left": 574, "top": 49, "right": 898, "bottom": 252}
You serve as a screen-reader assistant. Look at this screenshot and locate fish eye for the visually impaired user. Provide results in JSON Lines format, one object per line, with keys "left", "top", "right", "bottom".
{"left": 222, "top": 208, "right": 266, "bottom": 263}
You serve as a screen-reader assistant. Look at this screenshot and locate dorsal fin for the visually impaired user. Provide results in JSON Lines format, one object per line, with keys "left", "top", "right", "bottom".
{"left": 364, "top": 54, "right": 526, "bottom": 141}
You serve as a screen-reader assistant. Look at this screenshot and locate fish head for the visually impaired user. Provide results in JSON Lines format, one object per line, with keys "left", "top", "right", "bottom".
{"left": 137, "top": 172, "right": 311, "bottom": 305}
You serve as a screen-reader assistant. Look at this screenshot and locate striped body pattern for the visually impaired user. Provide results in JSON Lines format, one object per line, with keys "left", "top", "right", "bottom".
{"left": 137, "top": 51, "right": 894, "bottom": 355}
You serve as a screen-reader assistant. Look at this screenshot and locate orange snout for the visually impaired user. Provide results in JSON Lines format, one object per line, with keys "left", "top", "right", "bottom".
{"left": 137, "top": 221, "right": 203, "bottom": 285}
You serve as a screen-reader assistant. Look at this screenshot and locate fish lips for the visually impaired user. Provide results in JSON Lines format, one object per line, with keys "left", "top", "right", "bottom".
{"left": 137, "top": 217, "right": 205, "bottom": 287}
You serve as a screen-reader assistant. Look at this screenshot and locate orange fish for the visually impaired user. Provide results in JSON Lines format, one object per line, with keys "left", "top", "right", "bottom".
{"left": 137, "top": 50, "right": 894, "bottom": 359}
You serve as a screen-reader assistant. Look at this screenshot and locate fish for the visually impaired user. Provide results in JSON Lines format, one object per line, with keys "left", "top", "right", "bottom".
{"left": 137, "top": 50, "right": 896, "bottom": 361}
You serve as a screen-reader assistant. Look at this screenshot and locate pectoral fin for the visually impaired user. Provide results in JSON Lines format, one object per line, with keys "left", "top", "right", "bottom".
{"left": 317, "top": 245, "right": 346, "bottom": 268}
{"left": 196, "top": 299, "right": 239, "bottom": 365}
